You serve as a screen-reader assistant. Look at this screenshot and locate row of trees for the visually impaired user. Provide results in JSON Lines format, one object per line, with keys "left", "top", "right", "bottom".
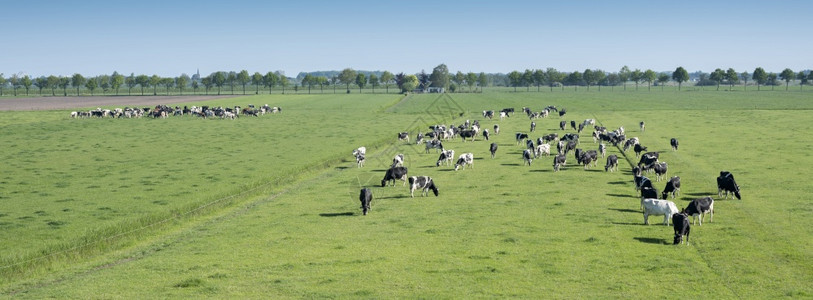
{"left": 0, "top": 66, "right": 808, "bottom": 97}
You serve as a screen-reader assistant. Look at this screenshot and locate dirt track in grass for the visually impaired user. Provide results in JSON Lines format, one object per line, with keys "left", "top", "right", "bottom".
{"left": 0, "top": 95, "right": 242, "bottom": 111}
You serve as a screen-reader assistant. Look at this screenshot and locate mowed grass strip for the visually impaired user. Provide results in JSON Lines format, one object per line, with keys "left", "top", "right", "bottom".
{"left": 4, "top": 91, "right": 813, "bottom": 298}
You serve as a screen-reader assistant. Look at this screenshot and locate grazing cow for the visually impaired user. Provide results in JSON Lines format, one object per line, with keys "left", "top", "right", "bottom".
{"left": 553, "top": 154, "right": 567, "bottom": 172}
{"left": 634, "top": 144, "right": 648, "bottom": 158}
{"left": 640, "top": 121, "right": 645, "bottom": 132}
{"left": 408, "top": 176, "right": 439, "bottom": 197}
{"left": 559, "top": 108, "right": 566, "bottom": 117}
{"left": 632, "top": 166, "right": 642, "bottom": 176}
{"left": 599, "top": 143, "right": 606, "bottom": 158}
{"left": 355, "top": 153, "right": 365, "bottom": 168}
{"left": 392, "top": 154, "right": 405, "bottom": 168}
{"left": 436, "top": 149, "right": 455, "bottom": 167}
{"left": 671, "top": 138, "right": 679, "bottom": 151}
{"left": 662, "top": 176, "right": 681, "bottom": 199}
{"left": 359, "top": 188, "right": 372, "bottom": 216}
{"left": 605, "top": 154, "right": 618, "bottom": 172}
{"left": 562, "top": 133, "right": 579, "bottom": 144}
{"left": 482, "top": 129, "right": 490, "bottom": 141}
{"left": 574, "top": 148, "right": 584, "bottom": 164}
{"left": 416, "top": 132, "right": 424, "bottom": 145}
{"left": 638, "top": 152, "right": 659, "bottom": 169}
{"left": 579, "top": 153, "right": 594, "bottom": 170}
{"left": 640, "top": 186, "right": 659, "bottom": 200}
{"left": 535, "top": 144, "right": 551, "bottom": 158}
{"left": 523, "top": 149, "right": 533, "bottom": 166}
{"left": 570, "top": 120, "right": 577, "bottom": 131}
{"left": 490, "top": 143, "right": 498, "bottom": 158}
{"left": 493, "top": 124, "right": 500, "bottom": 135}
{"left": 585, "top": 150, "right": 598, "bottom": 167}
{"left": 717, "top": 171, "right": 741, "bottom": 200}
{"left": 542, "top": 133, "right": 558, "bottom": 143}
{"left": 516, "top": 132, "right": 529, "bottom": 145}
{"left": 684, "top": 196, "right": 714, "bottom": 225}
{"left": 501, "top": 108, "right": 515, "bottom": 114}
{"left": 483, "top": 110, "right": 495, "bottom": 119}
{"left": 530, "top": 121, "right": 536, "bottom": 132}
{"left": 578, "top": 123, "right": 585, "bottom": 133}
{"left": 623, "top": 137, "right": 639, "bottom": 152}
{"left": 672, "top": 213, "right": 690, "bottom": 245}
{"left": 559, "top": 121, "right": 567, "bottom": 130}
{"left": 652, "top": 162, "right": 668, "bottom": 181}
{"left": 459, "top": 130, "right": 477, "bottom": 142}
{"left": 425, "top": 140, "right": 444, "bottom": 153}
{"left": 526, "top": 139, "right": 535, "bottom": 150}
{"left": 499, "top": 111, "right": 509, "bottom": 120}
{"left": 634, "top": 175, "right": 653, "bottom": 192}
{"left": 454, "top": 153, "right": 474, "bottom": 171}
{"left": 381, "top": 166, "right": 408, "bottom": 187}
{"left": 398, "top": 132, "right": 410, "bottom": 143}
{"left": 564, "top": 141, "right": 577, "bottom": 155}
{"left": 641, "top": 198, "right": 679, "bottom": 225}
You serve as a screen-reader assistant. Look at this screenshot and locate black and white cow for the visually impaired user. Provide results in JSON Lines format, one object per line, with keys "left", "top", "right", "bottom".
{"left": 717, "top": 171, "right": 741, "bottom": 200}
{"left": 499, "top": 111, "right": 509, "bottom": 120}
{"left": 638, "top": 152, "right": 659, "bottom": 170}
{"left": 605, "top": 154, "right": 618, "bottom": 172}
{"left": 640, "top": 186, "right": 659, "bottom": 200}
{"left": 623, "top": 137, "right": 639, "bottom": 152}
{"left": 672, "top": 212, "right": 690, "bottom": 245}
{"left": 482, "top": 129, "right": 490, "bottom": 141}
{"left": 684, "top": 196, "right": 714, "bottom": 225}
{"left": 352, "top": 146, "right": 366, "bottom": 157}
{"left": 530, "top": 121, "right": 536, "bottom": 132}
{"left": 577, "top": 123, "right": 585, "bottom": 133}
{"left": 562, "top": 133, "right": 579, "bottom": 144}
{"left": 641, "top": 198, "right": 679, "bottom": 225}
{"left": 670, "top": 138, "right": 679, "bottom": 151}
{"left": 493, "top": 124, "right": 500, "bottom": 135}
{"left": 436, "top": 149, "right": 455, "bottom": 167}
{"left": 542, "top": 133, "right": 558, "bottom": 143}
{"left": 634, "top": 175, "right": 653, "bottom": 192}
{"left": 359, "top": 188, "right": 372, "bottom": 216}
{"left": 652, "top": 162, "right": 668, "bottom": 182}
{"left": 526, "top": 139, "right": 535, "bottom": 150}
{"left": 459, "top": 130, "right": 477, "bottom": 142}
{"left": 662, "top": 176, "right": 681, "bottom": 199}
{"left": 483, "top": 110, "right": 495, "bottom": 119}
{"left": 516, "top": 132, "right": 529, "bottom": 145}
{"left": 490, "top": 143, "right": 498, "bottom": 158}
{"left": 535, "top": 144, "right": 551, "bottom": 158}
{"left": 425, "top": 140, "right": 444, "bottom": 153}
{"left": 553, "top": 154, "right": 567, "bottom": 172}
{"left": 392, "top": 154, "right": 405, "bottom": 168}
{"left": 598, "top": 143, "right": 606, "bottom": 158}
{"left": 408, "top": 176, "right": 439, "bottom": 197}
{"left": 454, "top": 153, "right": 474, "bottom": 171}
{"left": 559, "top": 121, "right": 567, "bottom": 130}
{"left": 523, "top": 149, "right": 533, "bottom": 166}
{"left": 381, "top": 166, "right": 408, "bottom": 187}
{"left": 640, "top": 121, "right": 645, "bottom": 132}
{"left": 355, "top": 153, "right": 365, "bottom": 168}
{"left": 398, "top": 132, "right": 410, "bottom": 143}
{"left": 634, "top": 144, "right": 648, "bottom": 158}
{"left": 564, "top": 141, "right": 577, "bottom": 155}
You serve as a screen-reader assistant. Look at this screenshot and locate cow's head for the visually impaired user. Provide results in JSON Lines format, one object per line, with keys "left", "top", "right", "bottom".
{"left": 673, "top": 233, "right": 683, "bottom": 245}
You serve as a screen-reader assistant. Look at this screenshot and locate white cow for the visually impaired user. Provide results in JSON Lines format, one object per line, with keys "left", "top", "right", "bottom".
{"left": 352, "top": 147, "right": 366, "bottom": 157}
{"left": 641, "top": 198, "right": 679, "bottom": 225}
{"left": 454, "top": 153, "right": 474, "bottom": 171}
{"left": 535, "top": 144, "right": 551, "bottom": 158}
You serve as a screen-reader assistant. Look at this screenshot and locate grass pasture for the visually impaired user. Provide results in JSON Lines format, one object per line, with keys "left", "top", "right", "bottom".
{"left": 1, "top": 91, "right": 812, "bottom": 298}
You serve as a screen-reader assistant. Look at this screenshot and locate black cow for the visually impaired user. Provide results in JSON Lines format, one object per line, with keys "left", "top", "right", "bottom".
{"left": 559, "top": 121, "right": 566, "bottom": 130}
{"left": 381, "top": 167, "right": 408, "bottom": 187}
{"left": 640, "top": 121, "right": 645, "bottom": 132}
{"left": 652, "top": 162, "right": 668, "bottom": 181}
{"left": 634, "top": 175, "right": 653, "bottom": 192}
{"left": 564, "top": 141, "right": 577, "bottom": 155}
{"left": 670, "top": 138, "right": 679, "bottom": 151}
{"left": 559, "top": 108, "right": 566, "bottom": 117}
{"left": 490, "top": 143, "right": 498, "bottom": 158}
{"left": 684, "top": 196, "right": 714, "bottom": 225}
{"left": 553, "top": 154, "right": 567, "bottom": 172}
{"left": 359, "top": 188, "right": 372, "bottom": 216}
{"left": 578, "top": 123, "right": 585, "bottom": 133}
{"left": 530, "top": 121, "right": 536, "bottom": 132}
{"left": 662, "top": 176, "right": 681, "bottom": 199}
{"left": 562, "top": 133, "right": 579, "bottom": 143}
{"left": 526, "top": 139, "right": 535, "bottom": 150}
{"left": 408, "top": 176, "right": 439, "bottom": 197}
{"left": 717, "top": 171, "right": 741, "bottom": 200}
{"left": 570, "top": 120, "right": 577, "bottom": 131}
{"left": 605, "top": 154, "right": 618, "bottom": 172}
{"left": 672, "top": 212, "right": 690, "bottom": 245}
{"left": 574, "top": 148, "right": 584, "bottom": 164}
{"left": 501, "top": 108, "right": 515, "bottom": 113}
{"left": 640, "top": 186, "right": 659, "bottom": 199}
{"left": 542, "top": 133, "right": 558, "bottom": 143}
{"left": 634, "top": 144, "right": 648, "bottom": 157}
{"left": 459, "top": 130, "right": 477, "bottom": 142}
{"left": 523, "top": 149, "right": 533, "bottom": 166}
{"left": 516, "top": 132, "right": 529, "bottom": 145}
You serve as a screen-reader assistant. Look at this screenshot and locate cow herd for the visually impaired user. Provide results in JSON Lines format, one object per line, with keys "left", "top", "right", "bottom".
{"left": 353, "top": 104, "right": 742, "bottom": 246}
{"left": 70, "top": 104, "right": 281, "bottom": 119}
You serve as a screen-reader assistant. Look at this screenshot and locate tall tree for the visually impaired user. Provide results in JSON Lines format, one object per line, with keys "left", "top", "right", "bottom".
{"left": 402, "top": 74, "right": 419, "bottom": 93}
{"left": 583, "top": 69, "right": 595, "bottom": 91}
{"left": 380, "top": 71, "right": 393, "bottom": 94}
{"left": 752, "top": 67, "right": 767, "bottom": 91}
{"left": 339, "top": 68, "right": 357, "bottom": 93}
{"left": 71, "top": 73, "right": 86, "bottom": 96}
{"left": 251, "top": 72, "right": 263, "bottom": 94}
{"left": 149, "top": 75, "right": 161, "bottom": 95}
{"left": 507, "top": 71, "right": 522, "bottom": 92}
{"left": 532, "top": 69, "right": 545, "bottom": 92}
{"left": 111, "top": 72, "right": 124, "bottom": 95}
{"left": 779, "top": 68, "right": 795, "bottom": 90}
{"left": 710, "top": 68, "right": 725, "bottom": 91}
{"left": 355, "top": 73, "right": 367, "bottom": 93}
{"left": 317, "top": 76, "right": 328, "bottom": 93}
{"left": 9, "top": 75, "right": 19, "bottom": 96}
{"left": 418, "top": 70, "right": 431, "bottom": 91}
{"left": 279, "top": 75, "right": 288, "bottom": 94}
{"left": 740, "top": 71, "right": 750, "bottom": 91}
{"left": 84, "top": 76, "right": 97, "bottom": 95}
{"left": 177, "top": 73, "right": 190, "bottom": 95}
{"left": 98, "top": 75, "right": 110, "bottom": 95}
{"left": 606, "top": 73, "right": 620, "bottom": 91}
{"left": 59, "top": 76, "right": 71, "bottom": 96}
{"left": 227, "top": 71, "right": 237, "bottom": 94}
{"left": 34, "top": 77, "right": 48, "bottom": 95}
{"left": 725, "top": 68, "right": 739, "bottom": 89}
{"left": 672, "top": 67, "right": 689, "bottom": 91}
{"left": 0, "top": 73, "right": 5, "bottom": 96}
{"left": 767, "top": 73, "right": 778, "bottom": 90}
{"left": 520, "top": 69, "right": 533, "bottom": 92}
{"left": 429, "top": 64, "right": 450, "bottom": 89}
{"left": 546, "top": 68, "right": 563, "bottom": 92}
{"left": 161, "top": 77, "right": 174, "bottom": 95}
{"left": 799, "top": 71, "right": 808, "bottom": 90}
{"left": 466, "top": 72, "right": 478, "bottom": 92}
{"left": 47, "top": 75, "right": 59, "bottom": 96}
{"left": 302, "top": 74, "right": 314, "bottom": 94}
{"left": 619, "top": 66, "right": 631, "bottom": 91}
{"left": 21, "top": 75, "right": 33, "bottom": 96}
{"left": 642, "top": 69, "right": 656, "bottom": 91}
{"left": 369, "top": 73, "right": 379, "bottom": 94}
{"left": 657, "top": 74, "right": 670, "bottom": 91}
{"left": 237, "top": 70, "right": 250, "bottom": 95}
{"left": 135, "top": 74, "right": 149, "bottom": 95}
{"left": 212, "top": 72, "right": 226, "bottom": 95}
{"left": 202, "top": 76, "right": 213, "bottom": 95}
{"left": 126, "top": 73, "right": 136, "bottom": 95}
{"left": 566, "top": 71, "right": 582, "bottom": 90}
{"left": 263, "top": 72, "right": 279, "bottom": 94}
{"left": 478, "top": 72, "right": 487, "bottom": 92}
{"left": 192, "top": 80, "right": 199, "bottom": 94}
{"left": 631, "top": 69, "right": 643, "bottom": 91}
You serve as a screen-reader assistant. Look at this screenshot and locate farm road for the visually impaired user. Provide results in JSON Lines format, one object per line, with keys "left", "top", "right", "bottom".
{"left": 0, "top": 95, "right": 241, "bottom": 111}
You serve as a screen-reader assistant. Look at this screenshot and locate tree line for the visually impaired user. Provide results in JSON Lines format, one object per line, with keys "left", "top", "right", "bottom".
{"left": 0, "top": 65, "right": 808, "bottom": 97}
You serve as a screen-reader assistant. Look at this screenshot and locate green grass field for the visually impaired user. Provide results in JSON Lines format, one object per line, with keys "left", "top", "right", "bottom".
{"left": 1, "top": 90, "right": 811, "bottom": 298}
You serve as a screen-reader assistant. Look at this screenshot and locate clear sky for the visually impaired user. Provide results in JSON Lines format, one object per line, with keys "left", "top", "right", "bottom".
{"left": 1, "top": 0, "right": 810, "bottom": 78}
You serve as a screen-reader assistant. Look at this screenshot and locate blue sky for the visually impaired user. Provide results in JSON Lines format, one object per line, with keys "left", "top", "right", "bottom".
{"left": 1, "top": 0, "right": 810, "bottom": 78}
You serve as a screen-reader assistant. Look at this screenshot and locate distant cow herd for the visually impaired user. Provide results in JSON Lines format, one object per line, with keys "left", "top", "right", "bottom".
{"left": 70, "top": 104, "right": 281, "bottom": 119}
{"left": 350, "top": 104, "right": 740, "bottom": 246}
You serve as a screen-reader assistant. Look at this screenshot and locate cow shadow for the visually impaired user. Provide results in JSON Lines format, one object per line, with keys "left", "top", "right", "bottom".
{"left": 335, "top": 166, "right": 350, "bottom": 170}
{"left": 501, "top": 163, "right": 522, "bottom": 166}
{"left": 529, "top": 169, "right": 551, "bottom": 173}
{"left": 684, "top": 192, "right": 710, "bottom": 197}
{"left": 607, "top": 208, "right": 639, "bottom": 214}
{"left": 607, "top": 181, "right": 628, "bottom": 185}
{"left": 319, "top": 212, "right": 355, "bottom": 217}
{"left": 633, "top": 237, "right": 669, "bottom": 245}
{"left": 606, "top": 193, "right": 636, "bottom": 199}
{"left": 584, "top": 169, "right": 603, "bottom": 173}
{"left": 377, "top": 195, "right": 409, "bottom": 199}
